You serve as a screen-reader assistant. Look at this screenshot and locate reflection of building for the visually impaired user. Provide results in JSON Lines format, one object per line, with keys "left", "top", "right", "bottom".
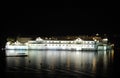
{"left": 5, "top": 50, "right": 28, "bottom": 56}
{"left": 5, "top": 36, "right": 113, "bottom": 50}
{"left": 6, "top": 50, "right": 114, "bottom": 74}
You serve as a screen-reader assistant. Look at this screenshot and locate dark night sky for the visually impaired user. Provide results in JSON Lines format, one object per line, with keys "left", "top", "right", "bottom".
{"left": 1, "top": 3, "right": 120, "bottom": 37}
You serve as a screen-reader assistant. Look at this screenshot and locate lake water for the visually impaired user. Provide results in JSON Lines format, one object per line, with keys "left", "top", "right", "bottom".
{"left": 1, "top": 49, "right": 118, "bottom": 78}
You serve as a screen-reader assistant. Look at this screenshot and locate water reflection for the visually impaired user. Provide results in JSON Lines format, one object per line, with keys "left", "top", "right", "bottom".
{"left": 6, "top": 50, "right": 28, "bottom": 56}
{"left": 5, "top": 50, "right": 114, "bottom": 76}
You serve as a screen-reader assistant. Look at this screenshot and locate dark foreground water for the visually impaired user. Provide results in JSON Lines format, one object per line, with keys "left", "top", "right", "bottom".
{"left": 0, "top": 49, "right": 120, "bottom": 78}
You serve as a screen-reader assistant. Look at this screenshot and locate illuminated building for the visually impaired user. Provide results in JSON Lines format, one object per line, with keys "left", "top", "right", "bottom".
{"left": 5, "top": 37, "right": 113, "bottom": 50}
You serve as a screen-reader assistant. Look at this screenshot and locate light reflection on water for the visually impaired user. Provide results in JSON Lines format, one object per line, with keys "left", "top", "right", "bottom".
{"left": 5, "top": 50, "right": 114, "bottom": 76}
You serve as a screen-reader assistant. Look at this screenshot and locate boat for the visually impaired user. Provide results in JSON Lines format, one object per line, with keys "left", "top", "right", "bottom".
{"left": 5, "top": 36, "right": 113, "bottom": 51}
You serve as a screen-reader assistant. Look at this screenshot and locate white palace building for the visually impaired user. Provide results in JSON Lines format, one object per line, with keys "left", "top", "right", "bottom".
{"left": 5, "top": 36, "right": 113, "bottom": 51}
